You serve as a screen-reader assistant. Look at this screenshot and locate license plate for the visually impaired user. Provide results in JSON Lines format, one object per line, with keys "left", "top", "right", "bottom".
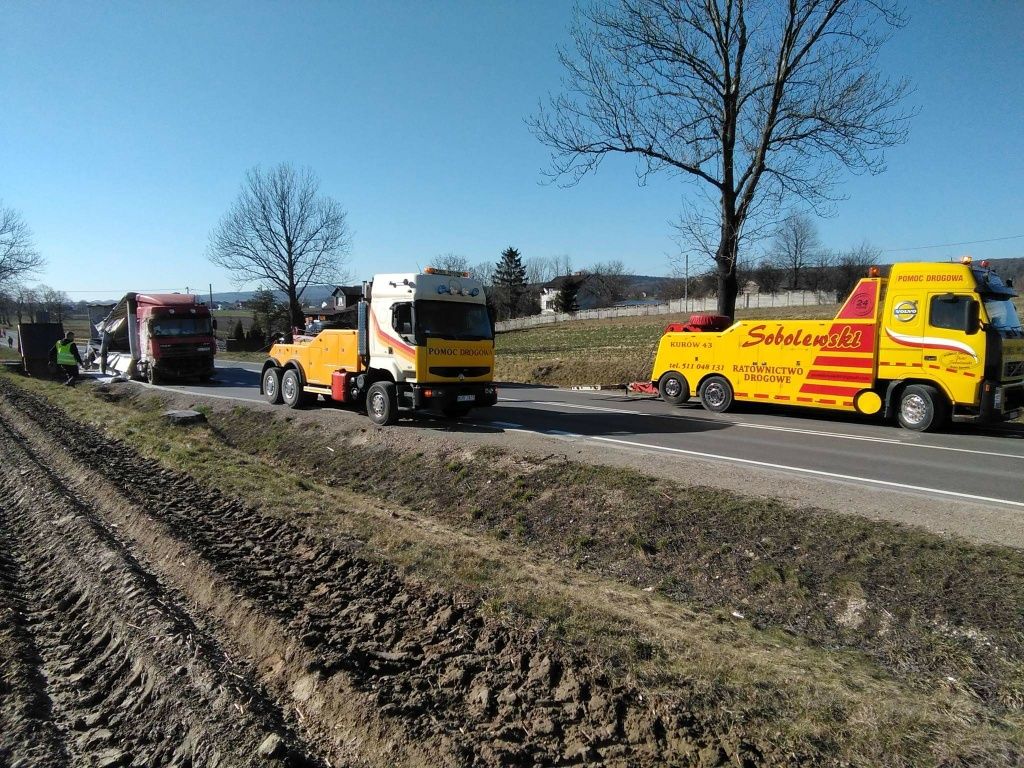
{"left": 457, "top": 394, "right": 475, "bottom": 402}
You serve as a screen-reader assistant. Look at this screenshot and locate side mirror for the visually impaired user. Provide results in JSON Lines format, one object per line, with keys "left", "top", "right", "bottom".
{"left": 965, "top": 299, "right": 980, "bottom": 335}
{"left": 212, "top": 317, "right": 218, "bottom": 331}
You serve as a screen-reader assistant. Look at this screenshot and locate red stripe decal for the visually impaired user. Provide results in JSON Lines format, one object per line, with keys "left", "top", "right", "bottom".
{"left": 734, "top": 392, "right": 749, "bottom": 398}
{"left": 817, "top": 399, "right": 836, "bottom": 405}
{"left": 843, "top": 401, "right": 854, "bottom": 407}
{"left": 799, "top": 383, "right": 862, "bottom": 397}
{"left": 835, "top": 279, "right": 880, "bottom": 320}
{"left": 964, "top": 372, "right": 976, "bottom": 378}
{"left": 773, "top": 395, "right": 790, "bottom": 400}
{"left": 807, "top": 369, "right": 873, "bottom": 384}
{"left": 754, "top": 393, "right": 770, "bottom": 399}
{"left": 797, "top": 396, "right": 814, "bottom": 403}
{"left": 813, "top": 356, "right": 874, "bottom": 368}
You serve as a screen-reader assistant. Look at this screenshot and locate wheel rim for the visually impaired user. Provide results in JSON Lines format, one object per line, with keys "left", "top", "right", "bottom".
{"left": 664, "top": 377, "right": 681, "bottom": 398}
{"left": 282, "top": 376, "right": 295, "bottom": 401}
{"left": 370, "top": 391, "right": 386, "bottom": 418}
{"left": 704, "top": 382, "right": 726, "bottom": 408}
{"left": 265, "top": 375, "right": 277, "bottom": 397}
{"left": 901, "top": 393, "right": 927, "bottom": 425}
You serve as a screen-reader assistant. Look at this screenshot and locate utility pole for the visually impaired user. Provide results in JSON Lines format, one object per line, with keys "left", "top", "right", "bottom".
{"left": 684, "top": 253, "right": 689, "bottom": 312}
{"left": 208, "top": 283, "right": 213, "bottom": 307}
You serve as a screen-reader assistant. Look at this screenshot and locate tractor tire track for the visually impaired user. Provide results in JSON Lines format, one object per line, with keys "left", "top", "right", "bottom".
{"left": 0, "top": 412, "right": 324, "bottom": 768}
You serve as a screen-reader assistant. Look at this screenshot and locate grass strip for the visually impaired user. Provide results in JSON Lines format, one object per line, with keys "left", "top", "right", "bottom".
{"left": 6, "top": 370, "right": 1023, "bottom": 766}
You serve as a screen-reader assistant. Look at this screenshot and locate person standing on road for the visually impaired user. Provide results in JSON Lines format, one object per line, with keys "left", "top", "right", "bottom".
{"left": 52, "top": 331, "right": 83, "bottom": 385}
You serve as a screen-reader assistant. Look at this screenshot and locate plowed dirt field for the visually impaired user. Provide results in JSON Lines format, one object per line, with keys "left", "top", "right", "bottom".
{"left": 0, "top": 379, "right": 741, "bottom": 767}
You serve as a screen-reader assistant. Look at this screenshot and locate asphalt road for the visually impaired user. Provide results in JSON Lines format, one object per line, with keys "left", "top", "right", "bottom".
{"left": 143, "top": 360, "right": 1024, "bottom": 511}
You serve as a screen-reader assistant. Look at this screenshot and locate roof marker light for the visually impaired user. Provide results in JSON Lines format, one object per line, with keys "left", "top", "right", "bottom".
{"left": 960, "top": 255, "right": 973, "bottom": 264}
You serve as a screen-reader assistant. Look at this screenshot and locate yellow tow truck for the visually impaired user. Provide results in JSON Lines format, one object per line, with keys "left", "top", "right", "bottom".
{"left": 261, "top": 269, "right": 497, "bottom": 425}
{"left": 649, "top": 258, "right": 1023, "bottom": 431}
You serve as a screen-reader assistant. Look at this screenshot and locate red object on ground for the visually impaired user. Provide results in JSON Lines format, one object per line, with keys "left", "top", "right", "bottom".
{"left": 628, "top": 381, "right": 658, "bottom": 394}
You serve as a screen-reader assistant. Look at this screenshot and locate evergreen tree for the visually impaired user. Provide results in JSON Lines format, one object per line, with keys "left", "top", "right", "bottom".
{"left": 553, "top": 278, "right": 580, "bottom": 313}
{"left": 493, "top": 246, "right": 527, "bottom": 320}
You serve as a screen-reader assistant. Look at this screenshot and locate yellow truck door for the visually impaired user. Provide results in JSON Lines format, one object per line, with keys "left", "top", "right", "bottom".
{"left": 879, "top": 290, "right": 925, "bottom": 374}
{"left": 920, "top": 292, "right": 984, "bottom": 404}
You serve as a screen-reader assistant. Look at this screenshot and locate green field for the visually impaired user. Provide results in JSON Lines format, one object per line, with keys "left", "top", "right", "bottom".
{"left": 495, "top": 303, "right": 840, "bottom": 386}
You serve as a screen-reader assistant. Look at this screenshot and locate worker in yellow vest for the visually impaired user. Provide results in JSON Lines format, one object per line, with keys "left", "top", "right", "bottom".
{"left": 51, "top": 331, "right": 83, "bottom": 385}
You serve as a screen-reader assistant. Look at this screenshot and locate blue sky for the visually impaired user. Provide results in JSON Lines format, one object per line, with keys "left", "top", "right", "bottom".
{"left": 2, "top": 0, "right": 1022, "bottom": 298}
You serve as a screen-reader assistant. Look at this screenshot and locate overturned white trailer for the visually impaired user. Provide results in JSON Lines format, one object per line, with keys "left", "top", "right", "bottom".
{"left": 94, "top": 293, "right": 216, "bottom": 383}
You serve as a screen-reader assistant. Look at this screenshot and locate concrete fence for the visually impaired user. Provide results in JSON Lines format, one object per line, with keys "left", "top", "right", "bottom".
{"left": 494, "top": 289, "right": 837, "bottom": 333}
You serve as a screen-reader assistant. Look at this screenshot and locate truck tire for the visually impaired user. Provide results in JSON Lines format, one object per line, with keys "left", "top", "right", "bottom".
{"left": 281, "top": 369, "right": 309, "bottom": 409}
{"left": 897, "top": 384, "right": 949, "bottom": 432}
{"left": 699, "top": 375, "right": 734, "bottom": 413}
{"left": 658, "top": 372, "right": 690, "bottom": 406}
{"left": 146, "top": 365, "right": 162, "bottom": 385}
{"left": 367, "top": 381, "right": 398, "bottom": 426}
{"left": 263, "top": 367, "right": 283, "bottom": 405}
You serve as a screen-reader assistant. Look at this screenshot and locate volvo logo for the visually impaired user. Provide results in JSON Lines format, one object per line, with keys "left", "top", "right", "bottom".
{"left": 893, "top": 300, "right": 917, "bottom": 322}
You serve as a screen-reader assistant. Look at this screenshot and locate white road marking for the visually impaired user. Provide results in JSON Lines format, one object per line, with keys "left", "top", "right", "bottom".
{"left": 501, "top": 397, "right": 1024, "bottom": 461}
{"left": 471, "top": 418, "right": 1024, "bottom": 507}
{"left": 587, "top": 435, "right": 1024, "bottom": 508}
{"left": 733, "top": 422, "right": 1024, "bottom": 460}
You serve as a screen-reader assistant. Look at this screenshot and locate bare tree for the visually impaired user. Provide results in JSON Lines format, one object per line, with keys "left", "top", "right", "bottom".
{"left": 524, "top": 256, "right": 556, "bottom": 285}
{"left": 769, "top": 212, "right": 824, "bottom": 289}
{"left": 38, "top": 285, "right": 69, "bottom": 323}
{"left": 0, "top": 203, "right": 45, "bottom": 287}
{"left": 15, "top": 286, "right": 38, "bottom": 323}
{"left": 751, "top": 256, "right": 784, "bottom": 295}
{"left": 433, "top": 253, "right": 472, "bottom": 273}
{"left": 805, "top": 248, "right": 837, "bottom": 292}
{"left": 469, "top": 261, "right": 495, "bottom": 285}
{"left": 586, "top": 259, "right": 631, "bottom": 306}
{"left": 833, "top": 241, "right": 880, "bottom": 300}
{"left": 530, "top": 0, "right": 911, "bottom": 319}
{"left": 550, "top": 253, "right": 574, "bottom": 277}
{"left": 207, "top": 163, "right": 351, "bottom": 331}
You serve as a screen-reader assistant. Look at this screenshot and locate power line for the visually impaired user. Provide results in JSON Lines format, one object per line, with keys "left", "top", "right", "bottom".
{"left": 881, "top": 233, "right": 1024, "bottom": 253}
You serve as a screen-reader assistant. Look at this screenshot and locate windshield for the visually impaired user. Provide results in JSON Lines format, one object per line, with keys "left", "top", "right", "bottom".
{"left": 151, "top": 317, "right": 213, "bottom": 337}
{"left": 415, "top": 300, "right": 492, "bottom": 342}
{"left": 983, "top": 297, "right": 1023, "bottom": 333}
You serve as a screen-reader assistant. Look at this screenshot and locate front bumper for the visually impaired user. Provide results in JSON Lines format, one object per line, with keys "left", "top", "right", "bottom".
{"left": 402, "top": 382, "right": 498, "bottom": 410}
{"left": 153, "top": 355, "right": 216, "bottom": 379}
{"left": 977, "top": 379, "right": 1024, "bottom": 422}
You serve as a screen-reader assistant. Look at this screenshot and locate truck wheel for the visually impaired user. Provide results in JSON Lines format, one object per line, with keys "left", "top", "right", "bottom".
{"left": 263, "top": 367, "right": 283, "bottom": 405}
{"left": 658, "top": 372, "right": 690, "bottom": 406}
{"left": 146, "top": 365, "right": 162, "bottom": 385}
{"left": 367, "top": 381, "right": 398, "bottom": 426}
{"left": 281, "top": 369, "right": 309, "bottom": 409}
{"left": 442, "top": 405, "right": 472, "bottom": 419}
{"left": 699, "top": 375, "right": 733, "bottom": 413}
{"left": 897, "top": 384, "right": 949, "bottom": 432}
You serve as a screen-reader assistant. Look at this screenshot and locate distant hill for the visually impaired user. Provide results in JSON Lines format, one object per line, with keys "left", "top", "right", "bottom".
{"left": 210, "top": 284, "right": 337, "bottom": 307}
